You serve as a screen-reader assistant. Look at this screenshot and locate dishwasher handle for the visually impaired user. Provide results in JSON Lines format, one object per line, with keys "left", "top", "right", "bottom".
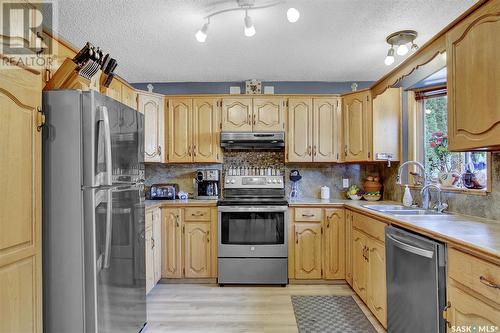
{"left": 387, "top": 234, "right": 434, "bottom": 259}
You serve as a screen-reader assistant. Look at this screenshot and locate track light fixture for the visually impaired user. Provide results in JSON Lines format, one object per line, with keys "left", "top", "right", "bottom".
{"left": 384, "top": 30, "right": 418, "bottom": 66}
{"left": 195, "top": 0, "right": 300, "bottom": 42}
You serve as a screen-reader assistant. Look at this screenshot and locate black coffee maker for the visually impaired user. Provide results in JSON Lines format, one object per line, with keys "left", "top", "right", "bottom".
{"left": 194, "top": 169, "right": 220, "bottom": 199}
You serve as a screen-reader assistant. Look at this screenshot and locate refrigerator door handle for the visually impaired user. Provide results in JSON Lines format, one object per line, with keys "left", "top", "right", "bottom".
{"left": 98, "top": 106, "right": 113, "bottom": 186}
{"left": 387, "top": 234, "right": 434, "bottom": 259}
{"left": 103, "top": 189, "right": 113, "bottom": 269}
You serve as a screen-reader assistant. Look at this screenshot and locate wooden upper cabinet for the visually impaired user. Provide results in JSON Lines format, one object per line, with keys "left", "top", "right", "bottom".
{"left": 367, "top": 238, "right": 387, "bottom": 327}
{"left": 294, "top": 222, "right": 322, "bottom": 279}
{"left": 323, "top": 208, "right": 345, "bottom": 280}
{"left": 287, "top": 98, "right": 313, "bottom": 162}
{"left": 342, "top": 90, "right": 372, "bottom": 162}
{"left": 168, "top": 98, "right": 192, "bottom": 163}
{"left": 252, "top": 97, "right": 286, "bottom": 131}
{"left": 183, "top": 221, "right": 211, "bottom": 278}
{"left": 313, "top": 98, "right": 341, "bottom": 162}
{"left": 138, "top": 92, "right": 165, "bottom": 163}
{"left": 0, "top": 66, "right": 42, "bottom": 333}
{"left": 161, "top": 208, "right": 182, "bottom": 278}
{"left": 352, "top": 229, "right": 368, "bottom": 302}
{"left": 372, "top": 88, "right": 401, "bottom": 161}
{"left": 121, "top": 84, "right": 137, "bottom": 110}
{"left": 446, "top": 0, "right": 500, "bottom": 151}
{"left": 192, "top": 98, "right": 221, "bottom": 163}
{"left": 221, "top": 98, "right": 253, "bottom": 132}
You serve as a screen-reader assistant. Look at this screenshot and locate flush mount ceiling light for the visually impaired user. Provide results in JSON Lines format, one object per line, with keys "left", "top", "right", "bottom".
{"left": 384, "top": 30, "right": 419, "bottom": 65}
{"left": 195, "top": 0, "right": 300, "bottom": 42}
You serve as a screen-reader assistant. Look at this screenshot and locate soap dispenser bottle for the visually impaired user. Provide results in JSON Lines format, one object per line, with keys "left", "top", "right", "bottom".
{"left": 402, "top": 185, "right": 413, "bottom": 207}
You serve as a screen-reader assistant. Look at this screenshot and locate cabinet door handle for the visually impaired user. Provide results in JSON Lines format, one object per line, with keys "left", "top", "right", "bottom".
{"left": 344, "top": 145, "right": 348, "bottom": 156}
{"left": 313, "top": 145, "right": 317, "bottom": 156}
{"left": 176, "top": 215, "right": 180, "bottom": 227}
{"left": 301, "top": 213, "right": 315, "bottom": 217}
{"left": 192, "top": 212, "right": 204, "bottom": 217}
{"left": 307, "top": 146, "right": 312, "bottom": 156}
{"left": 248, "top": 114, "right": 252, "bottom": 125}
{"left": 188, "top": 145, "right": 191, "bottom": 156}
{"left": 479, "top": 276, "right": 500, "bottom": 289}
{"left": 296, "top": 232, "right": 299, "bottom": 244}
{"left": 193, "top": 144, "right": 197, "bottom": 157}
{"left": 158, "top": 145, "right": 162, "bottom": 156}
{"left": 207, "top": 230, "right": 210, "bottom": 243}
{"left": 253, "top": 114, "right": 256, "bottom": 125}
{"left": 151, "top": 237, "right": 155, "bottom": 249}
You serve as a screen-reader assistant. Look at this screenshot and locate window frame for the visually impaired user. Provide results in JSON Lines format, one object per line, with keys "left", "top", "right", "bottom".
{"left": 406, "top": 88, "right": 491, "bottom": 195}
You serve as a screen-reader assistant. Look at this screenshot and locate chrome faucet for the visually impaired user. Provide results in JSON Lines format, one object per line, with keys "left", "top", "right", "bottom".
{"left": 396, "top": 160, "right": 429, "bottom": 207}
{"left": 420, "top": 184, "right": 447, "bottom": 212}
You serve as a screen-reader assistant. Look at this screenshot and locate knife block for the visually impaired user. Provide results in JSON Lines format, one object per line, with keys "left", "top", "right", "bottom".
{"left": 43, "top": 58, "right": 91, "bottom": 91}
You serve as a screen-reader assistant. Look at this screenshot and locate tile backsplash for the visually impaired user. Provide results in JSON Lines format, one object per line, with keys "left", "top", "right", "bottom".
{"left": 146, "top": 151, "right": 385, "bottom": 199}
{"left": 382, "top": 153, "right": 500, "bottom": 221}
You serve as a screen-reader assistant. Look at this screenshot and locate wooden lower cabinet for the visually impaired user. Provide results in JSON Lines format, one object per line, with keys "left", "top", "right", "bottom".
{"left": 294, "top": 222, "right": 323, "bottom": 279}
{"left": 290, "top": 207, "right": 345, "bottom": 280}
{"left": 162, "top": 208, "right": 182, "bottom": 278}
{"left": 345, "top": 210, "right": 353, "bottom": 286}
{"left": 351, "top": 213, "right": 387, "bottom": 328}
{"left": 161, "top": 207, "right": 216, "bottom": 279}
{"left": 352, "top": 229, "right": 369, "bottom": 302}
{"left": 145, "top": 208, "right": 162, "bottom": 294}
{"left": 323, "top": 209, "right": 345, "bottom": 279}
{"left": 184, "top": 222, "right": 211, "bottom": 278}
{"left": 446, "top": 281, "right": 500, "bottom": 330}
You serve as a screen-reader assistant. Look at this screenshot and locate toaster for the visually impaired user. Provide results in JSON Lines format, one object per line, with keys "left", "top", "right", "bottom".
{"left": 149, "top": 184, "right": 179, "bottom": 200}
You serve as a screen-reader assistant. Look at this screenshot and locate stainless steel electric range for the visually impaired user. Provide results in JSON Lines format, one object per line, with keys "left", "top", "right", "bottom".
{"left": 217, "top": 175, "right": 288, "bottom": 286}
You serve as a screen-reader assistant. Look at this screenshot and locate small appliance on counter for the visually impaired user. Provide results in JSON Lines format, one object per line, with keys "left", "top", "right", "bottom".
{"left": 194, "top": 169, "right": 220, "bottom": 200}
{"left": 149, "top": 183, "right": 179, "bottom": 200}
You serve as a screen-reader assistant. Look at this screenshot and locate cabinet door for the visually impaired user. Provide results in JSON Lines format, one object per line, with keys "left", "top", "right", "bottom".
{"left": 138, "top": 93, "right": 165, "bottom": 163}
{"left": 161, "top": 208, "right": 182, "bottom": 278}
{"left": 294, "top": 222, "right": 322, "bottom": 279}
{"left": 221, "top": 98, "right": 253, "bottom": 132}
{"left": 323, "top": 209, "right": 345, "bottom": 280}
{"left": 121, "top": 84, "right": 137, "bottom": 110}
{"left": 193, "top": 98, "right": 221, "bottom": 163}
{"left": 287, "top": 98, "right": 313, "bottom": 162}
{"left": 342, "top": 90, "right": 371, "bottom": 162}
{"left": 168, "top": 98, "right": 193, "bottom": 163}
{"left": 0, "top": 66, "right": 42, "bottom": 333}
{"left": 252, "top": 97, "right": 286, "bottom": 132}
{"left": 372, "top": 88, "right": 401, "bottom": 161}
{"left": 183, "top": 222, "right": 211, "bottom": 278}
{"left": 345, "top": 211, "right": 353, "bottom": 286}
{"left": 446, "top": 0, "right": 500, "bottom": 151}
{"left": 352, "top": 229, "right": 368, "bottom": 302}
{"left": 145, "top": 226, "right": 154, "bottom": 294}
{"left": 367, "top": 238, "right": 387, "bottom": 328}
{"left": 447, "top": 281, "right": 500, "bottom": 330}
{"left": 152, "top": 209, "right": 162, "bottom": 283}
{"left": 313, "top": 98, "right": 341, "bottom": 162}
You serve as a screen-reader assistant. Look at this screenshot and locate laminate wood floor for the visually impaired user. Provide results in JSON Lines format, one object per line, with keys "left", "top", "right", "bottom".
{"left": 146, "top": 283, "right": 386, "bottom": 333}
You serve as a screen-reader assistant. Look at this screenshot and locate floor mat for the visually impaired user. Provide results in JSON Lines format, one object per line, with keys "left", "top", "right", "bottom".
{"left": 291, "top": 295, "right": 377, "bottom": 333}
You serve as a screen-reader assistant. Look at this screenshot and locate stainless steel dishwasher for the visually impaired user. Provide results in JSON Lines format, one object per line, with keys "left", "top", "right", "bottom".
{"left": 385, "top": 226, "right": 447, "bottom": 333}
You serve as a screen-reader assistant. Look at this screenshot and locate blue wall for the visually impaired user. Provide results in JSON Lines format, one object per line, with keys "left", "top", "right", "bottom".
{"left": 131, "top": 81, "right": 374, "bottom": 95}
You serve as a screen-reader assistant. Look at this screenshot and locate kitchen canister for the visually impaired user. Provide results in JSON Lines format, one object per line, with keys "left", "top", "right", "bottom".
{"left": 320, "top": 186, "right": 330, "bottom": 200}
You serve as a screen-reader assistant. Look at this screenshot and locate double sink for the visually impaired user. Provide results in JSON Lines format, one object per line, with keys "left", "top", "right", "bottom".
{"left": 363, "top": 204, "right": 447, "bottom": 217}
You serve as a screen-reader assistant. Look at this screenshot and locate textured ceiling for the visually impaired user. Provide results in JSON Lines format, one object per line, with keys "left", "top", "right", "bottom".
{"left": 47, "top": 0, "right": 476, "bottom": 83}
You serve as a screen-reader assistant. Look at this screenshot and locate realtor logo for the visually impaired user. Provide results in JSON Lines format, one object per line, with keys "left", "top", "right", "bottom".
{"left": 1, "top": 1, "right": 52, "bottom": 55}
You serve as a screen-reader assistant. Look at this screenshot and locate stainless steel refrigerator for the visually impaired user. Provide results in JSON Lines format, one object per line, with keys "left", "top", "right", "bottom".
{"left": 43, "top": 90, "right": 147, "bottom": 333}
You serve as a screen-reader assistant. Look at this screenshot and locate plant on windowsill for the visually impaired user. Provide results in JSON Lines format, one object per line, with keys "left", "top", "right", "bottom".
{"left": 429, "top": 132, "right": 460, "bottom": 187}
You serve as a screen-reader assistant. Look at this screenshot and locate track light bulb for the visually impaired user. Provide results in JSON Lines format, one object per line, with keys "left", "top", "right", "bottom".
{"left": 410, "top": 43, "right": 419, "bottom": 52}
{"left": 385, "top": 47, "right": 395, "bottom": 66}
{"left": 244, "top": 13, "right": 256, "bottom": 37}
{"left": 287, "top": 8, "right": 300, "bottom": 23}
{"left": 195, "top": 22, "right": 209, "bottom": 43}
{"left": 397, "top": 44, "right": 409, "bottom": 56}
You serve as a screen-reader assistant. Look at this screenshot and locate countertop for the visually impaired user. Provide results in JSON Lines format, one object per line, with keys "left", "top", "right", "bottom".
{"left": 144, "top": 197, "right": 500, "bottom": 262}
{"left": 145, "top": 199, "right": 218, "bottom": 209}
{"left": 291, "top": 198, "right": 500, "bottom": 262}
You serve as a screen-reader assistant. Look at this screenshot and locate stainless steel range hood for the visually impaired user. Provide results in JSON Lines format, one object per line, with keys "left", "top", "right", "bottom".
{"left": 220, "top": 132, "right": 285, "bottom": 150}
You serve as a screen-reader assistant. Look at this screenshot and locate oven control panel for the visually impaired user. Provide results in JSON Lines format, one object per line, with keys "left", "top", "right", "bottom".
{"left": 224, "top": 175, "right": 284, "bottom": 189}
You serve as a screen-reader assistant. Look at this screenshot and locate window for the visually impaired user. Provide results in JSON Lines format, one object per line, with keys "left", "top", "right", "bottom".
{"left": 419, "top": 92, "right": 488, "bottom": 191}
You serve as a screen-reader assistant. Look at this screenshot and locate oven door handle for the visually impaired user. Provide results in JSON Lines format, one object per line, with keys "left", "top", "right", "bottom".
{"left": 218, "top": 206, "right": 288, "bottom": 213}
